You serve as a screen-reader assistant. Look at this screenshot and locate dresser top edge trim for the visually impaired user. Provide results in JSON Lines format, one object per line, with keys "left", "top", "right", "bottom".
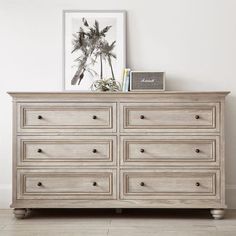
{"left": 7, "top": 91, "right": 230, "bottom": 99}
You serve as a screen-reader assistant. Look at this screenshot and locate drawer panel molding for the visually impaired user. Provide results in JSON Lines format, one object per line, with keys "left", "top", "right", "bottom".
{"left": 17, "top": 103, "right": 116, "bottom": 133}
{"left": 17, "top": 169, "right": 116, "bottom": 200}
{"left": 17, "top": 136, "right": 116, "bottom": 166}
{"left": 121, "top": 169, "right": 220, "bottom": 200}
{"left": 121, "top": 103, "right": 220, "bottom": 132}
{"left": 121, "top": 136, "right": 219, "bottom": 166}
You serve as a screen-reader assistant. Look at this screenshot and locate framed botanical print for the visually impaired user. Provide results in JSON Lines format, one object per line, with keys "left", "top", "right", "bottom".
{"left": 63, "top": 10, "right": 126, "bottom": 91}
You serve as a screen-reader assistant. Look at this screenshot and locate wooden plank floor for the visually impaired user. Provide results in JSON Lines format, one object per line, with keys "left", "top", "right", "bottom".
{"left": 0, "top": 209, "right": 236, "bottom": 236}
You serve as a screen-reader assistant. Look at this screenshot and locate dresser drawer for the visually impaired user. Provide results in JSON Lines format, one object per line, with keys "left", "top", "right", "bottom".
{"left": 121, "top": 103, "right": 219, "bottom": 132}
{"left": 17, "top": 103, "right": 116, "bottom": 132}
{"left": 121, "top": 136, "right": 219, "bottom": 166}
{"left": 17, "top": 136, "right": 116, "bottom": 166}
{"left": 17, "top": 169, "right": 116, "bottom": 200}
{"left": 121, "top": 169, "right": 219, "bottom": 200}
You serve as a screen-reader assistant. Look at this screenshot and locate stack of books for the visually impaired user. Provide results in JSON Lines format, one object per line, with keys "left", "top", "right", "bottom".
{"left": 122, "top": 68, "right": 131, "bottom": 92}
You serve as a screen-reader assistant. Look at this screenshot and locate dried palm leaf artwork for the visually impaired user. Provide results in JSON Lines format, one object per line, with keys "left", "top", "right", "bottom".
{"left": 71, "top": 18, "right": 116, "bottom": 85}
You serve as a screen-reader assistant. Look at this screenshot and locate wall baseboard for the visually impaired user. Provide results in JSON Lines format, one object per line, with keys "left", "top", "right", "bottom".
{"left": 1, "top": 185, "right": 236, "bottom": 209}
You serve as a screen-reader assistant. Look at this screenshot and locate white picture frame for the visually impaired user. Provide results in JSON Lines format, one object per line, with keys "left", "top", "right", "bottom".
{"left": 63, "top": 10, "right": 126, "bottom": 91}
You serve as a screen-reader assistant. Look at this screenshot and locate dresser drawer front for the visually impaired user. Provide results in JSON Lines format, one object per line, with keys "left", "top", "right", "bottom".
{"left": 17, "top": 103, "right": 116, "bottom": 132}
{"left": 17, "top": 169, "right": 116, "bottom": 200}
{"left": 121, "top": 103, "right": 219, "bottom": 132}
{"left": 121, "top": 169, "right": 219, "bottom": 200}
{"left": 121, "top": 136, "right": 219, "bottom": 166}
{"left": 17, "top": 136, "right": 116, "bottom": 166}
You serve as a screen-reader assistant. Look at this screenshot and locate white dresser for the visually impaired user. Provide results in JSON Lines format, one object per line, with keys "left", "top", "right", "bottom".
{"left": 8, "top": 91, "right": 229, "bottom": 219}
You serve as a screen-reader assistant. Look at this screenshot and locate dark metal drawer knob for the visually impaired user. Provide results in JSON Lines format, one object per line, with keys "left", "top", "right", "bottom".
{"left": 140, "top": 115, "right": 145, "bottom": 119}
{"left": 140, "top": 149, "right": 145, "bottom": 153}
{"left": 195, "top": 182, "right": 200, "bottom": 187}
{"left": 195, "top": 149, "right": 200, "bottom": 153}
{"left": 93, "top": 149, "right": 97, "bottom": 153}
{"left": 140, "top": 182, "right": 145, "bottom": 186}
{"left": 195, "top": 115, "right": 200, "bottom": 119}
{"left": 37, "top": 149, "right": 42, "bottom": 153}
{"left": 92, "top": 115, "right": 97, "bottom": 119}
{"left": 38, "top": 115, "right": 43, "bottom": 120}
{"left": 93, "top": 182, "right": 97, "bottom": 186}
{"left": 37, "top": 182, "right": 42, "bottom": 187}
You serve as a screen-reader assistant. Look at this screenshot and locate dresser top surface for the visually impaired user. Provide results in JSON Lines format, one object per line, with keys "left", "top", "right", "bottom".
{"left": 8, "top": 91, "right": 230, "bottom": 98}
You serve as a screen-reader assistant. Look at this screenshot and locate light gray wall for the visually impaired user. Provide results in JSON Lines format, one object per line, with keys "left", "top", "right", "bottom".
{"left": 0, "top": 0, "right": 235, "bottom": 208}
